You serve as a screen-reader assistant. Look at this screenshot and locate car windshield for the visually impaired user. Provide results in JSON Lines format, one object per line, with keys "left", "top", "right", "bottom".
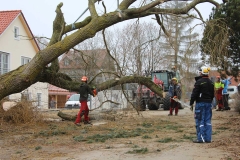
{"left": 68, "top": 94, "right": 80, "bottom": 101}
{"left": 228, "top": 88, "right": 234, "bottom": 92}
{"left": 152, "top": 73, "right": 168, "bottom": 88}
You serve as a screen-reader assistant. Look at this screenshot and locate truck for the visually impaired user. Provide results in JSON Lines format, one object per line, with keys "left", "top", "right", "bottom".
{"left": 135, "top": 70, "right": 181, "bottom": 111}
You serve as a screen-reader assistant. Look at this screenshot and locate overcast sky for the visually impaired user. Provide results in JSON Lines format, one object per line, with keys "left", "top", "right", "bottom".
{"left": 0, "top": 0, "right": 221, "bottom": 37}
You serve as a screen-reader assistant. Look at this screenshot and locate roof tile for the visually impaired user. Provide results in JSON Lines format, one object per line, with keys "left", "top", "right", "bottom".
{"left": 0, "top": 10, "right": 21, "bottom": 35}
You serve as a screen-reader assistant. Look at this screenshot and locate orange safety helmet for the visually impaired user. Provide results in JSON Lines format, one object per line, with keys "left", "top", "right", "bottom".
{"left": 81, "top": 76, "right": 88, "bottom": 82}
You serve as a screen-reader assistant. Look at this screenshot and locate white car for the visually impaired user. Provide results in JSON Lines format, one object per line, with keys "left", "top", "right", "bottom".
{"left": 65, "top": 94, "right": 80, "bottom": 109}
{"left": 227, "top": 86, "right": 238, "bottom": 104}
{"left": 227, "top": 86, "right": 238, "bottom": 98}
{"left": 65, "top": 94, "right": 91, "bottom": 109}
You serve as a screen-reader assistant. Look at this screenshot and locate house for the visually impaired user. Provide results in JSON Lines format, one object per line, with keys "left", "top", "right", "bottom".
{"left": 48, "top": 84, "right": 76, "bottom": 108}
{"left": 59, "top": 49, "right": 116, "bottom": 82}
{"left": 0, "top": 10, "right": 48, "bottom": 109}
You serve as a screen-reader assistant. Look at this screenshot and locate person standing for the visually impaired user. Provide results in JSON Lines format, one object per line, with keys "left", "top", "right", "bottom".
{"left": 168, "top": 77, "right": 181, "bottom": 116}
{"left": 221, "top": 76, "right": 231, "bottom": 110}
{"left": 75, "top": 76, "right": 97, "bottom": 126}
{"left": 49, "top": 97, "right": 56, "bottom": 109}
{"left": 190, "top": 66, "right": 214, "bottom": 143}
{"left": 215, "top": 76, "right": 224, "bottom": 111}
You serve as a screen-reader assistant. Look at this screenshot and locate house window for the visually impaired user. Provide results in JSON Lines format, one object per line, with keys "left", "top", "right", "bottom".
{"left": 14, "top": 26, "right": 19, "bottom": 40}
{"left": 64, "top": 59, "right": 69, "bottom": 66}
{"left": 21, "top": 56, "right": 31, "bottom": 65}
{"left": 37, "top": 93, "right": 42, "bottom": 106}
{"left": 0, "top": 52, "right": 9, "bottom": 75}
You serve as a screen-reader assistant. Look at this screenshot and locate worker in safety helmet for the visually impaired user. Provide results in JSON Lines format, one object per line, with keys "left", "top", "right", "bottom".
{"left": 168, "top": 77, "right": 181, "bottom": 116}
{"left": 190, "top": 66, "right": 214, "bottom": 143}
{"left": 215, "top": 76, "right": 224, "bottom": 111}
{"left": 75, "top": 76, "right": 97, "bottom": 126}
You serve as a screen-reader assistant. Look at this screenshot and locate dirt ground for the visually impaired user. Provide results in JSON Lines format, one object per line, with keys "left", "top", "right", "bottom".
{"left": 0, "top": 107, "right": 239, "bottom": 160}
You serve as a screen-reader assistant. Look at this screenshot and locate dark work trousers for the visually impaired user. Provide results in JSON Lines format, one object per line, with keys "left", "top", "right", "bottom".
{"left": 222, "top": 94, "right": 230, "bottom": 110}
{"left": 169, "top": 99, "right": 179, "bottom": 115}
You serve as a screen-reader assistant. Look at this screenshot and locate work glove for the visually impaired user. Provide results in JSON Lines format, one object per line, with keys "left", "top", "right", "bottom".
{"left": 190, "top": 104, "right": 193, "bottom": 111}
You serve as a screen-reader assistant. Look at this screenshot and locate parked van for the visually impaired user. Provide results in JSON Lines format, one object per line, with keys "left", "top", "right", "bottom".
{"left": 227, "top": 86, "right": 238, "bottom": 98}
{"left": 65, "top": 94, "right": 91, "bottom": 109}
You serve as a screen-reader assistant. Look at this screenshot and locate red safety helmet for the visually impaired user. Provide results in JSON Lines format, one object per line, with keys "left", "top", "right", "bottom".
{"left": 81, "top": 76, "right": 88, "bottom": 82}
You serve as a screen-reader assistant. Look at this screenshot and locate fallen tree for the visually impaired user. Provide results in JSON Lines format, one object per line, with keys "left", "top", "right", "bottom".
{"left": 0, "top": 0, "right": 220, "bottom": 101}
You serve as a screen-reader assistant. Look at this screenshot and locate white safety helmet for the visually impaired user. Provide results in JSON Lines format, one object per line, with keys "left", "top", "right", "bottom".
{"left": 199, "top": 66, "right": 211, "bottom": 75}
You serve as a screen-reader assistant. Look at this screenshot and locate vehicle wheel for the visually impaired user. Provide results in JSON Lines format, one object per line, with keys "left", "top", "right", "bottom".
{"left": 148, "top": 98, "right": 159, "bottom": 110}
{"left": 136, "top": 97, "right": 146, "bottom": 111}
{"left": 148, "top": 103, "right": 159, "bottom": 110}
{"left": 163, "top": 93, "right": 171, "bottom": 110}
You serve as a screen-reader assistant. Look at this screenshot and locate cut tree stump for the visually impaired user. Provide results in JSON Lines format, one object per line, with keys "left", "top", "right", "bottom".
{"left": 57, "top": 111, "right": 115, "bottom": 121}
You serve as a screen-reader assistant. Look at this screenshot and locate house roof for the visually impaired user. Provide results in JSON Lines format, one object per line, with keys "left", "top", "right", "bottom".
{"left": 59, "top": 49, "right": 109, "bottom": 69}
{"left": 48, "top": 84, "right": 71, "bottom": 95}
{"left": 0, "top": 10, "right": 21, "bottom": 34}
{"left": 0, "top": 10, "right": 40, "bottom": 51}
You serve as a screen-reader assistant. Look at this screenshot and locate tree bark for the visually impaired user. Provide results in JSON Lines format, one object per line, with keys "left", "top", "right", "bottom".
{"left": 57, "top": 111, "right": 115, "bottom": 121}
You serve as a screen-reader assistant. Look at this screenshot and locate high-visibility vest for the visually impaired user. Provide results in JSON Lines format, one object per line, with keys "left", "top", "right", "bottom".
{"left": 214, "top": 82, "right": 224, "bottom": 89}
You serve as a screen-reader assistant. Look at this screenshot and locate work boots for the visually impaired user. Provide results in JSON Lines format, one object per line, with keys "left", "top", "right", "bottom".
{"left": 84, "top": 121, "right": 92, "bottom": 125}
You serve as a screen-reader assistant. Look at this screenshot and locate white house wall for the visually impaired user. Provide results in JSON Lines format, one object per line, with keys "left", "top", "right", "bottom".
{"left": 0, "top": 16, "right": 36, "bottom": 70}
{"left": 28, "top": 82, "right": 49, "bottom": 109}
{"left": 0, "top": 14, "right": 48, "bottom": 109}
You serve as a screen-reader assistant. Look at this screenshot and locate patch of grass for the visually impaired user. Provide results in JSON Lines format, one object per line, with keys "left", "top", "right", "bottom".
{"left": 73, "top": 135, "right": 86, "bottom": 142}
{"left": 164, "top": 124, "right": 183, "bottom": 130}
{"left": 87, "top": 140, "right": 94, "bottom": 143}
{"left": 142, "top": 122, "right": 152, "bottom": 128}
{"left": 35, "top": 146, "right": 42, "bottom": 150}
{"left": 182, "top": 134, "right": 195, "bottom": 140}
{"left": 16, "top": 151, "right": 22, "bottom": 154}
{"left": 37, "top": 129, "right": 67, "bottom": 137}
{"left": 212, "top": 131, "right": 220, "bottom": 135}
{"left": 73, "top": 128, "right": 154, "bottom": 143}
{"left": 157, "top": 137, "right": 173, "bottom": 143}
{"left": 156, "top": 126, "right": 163, "bottom": 130}
{"left": 216, "top": 127, "right": 229, "bottom": 130}
{"left": 142, "top": 135, "right": 151, "bottom": 139}
{"left": 126, "top": 148, "right": 148, "bottom": 154}
{"left": 132, "top": 145, "right": 139, "bottom": 148}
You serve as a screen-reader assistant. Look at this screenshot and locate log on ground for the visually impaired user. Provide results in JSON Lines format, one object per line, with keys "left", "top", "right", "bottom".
{"left": 57, "top": 111, "right": 115, "bottom": 121}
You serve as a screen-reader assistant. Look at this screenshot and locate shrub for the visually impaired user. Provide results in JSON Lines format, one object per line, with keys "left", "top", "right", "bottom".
{"left": 0, "top": 100, "right": 43, "bottom": 124}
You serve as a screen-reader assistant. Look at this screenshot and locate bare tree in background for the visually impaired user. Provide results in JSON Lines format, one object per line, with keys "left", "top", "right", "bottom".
{"left": 109, "top": 22, "right": 163, "bottom": 76}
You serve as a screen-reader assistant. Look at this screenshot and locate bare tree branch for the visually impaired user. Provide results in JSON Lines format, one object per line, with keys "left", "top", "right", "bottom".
{"left": 89, "top": 0, "right": 99, "bottom": 18}
{"left": 64, "top": 16, "right": 92, "bottom": 34}
{"left": 193, "top": 6, "right": 204, "bottom": 23}
{"left": 155, "top": 14, "right": 170, "bottom": 37}
{"left": 119, "top": 0, "right": 137, "bottom": 10}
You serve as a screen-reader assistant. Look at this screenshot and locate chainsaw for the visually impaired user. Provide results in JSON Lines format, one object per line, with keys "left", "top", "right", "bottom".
{"left": 171, "top": 98, "right": 192, "bottom": 109}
